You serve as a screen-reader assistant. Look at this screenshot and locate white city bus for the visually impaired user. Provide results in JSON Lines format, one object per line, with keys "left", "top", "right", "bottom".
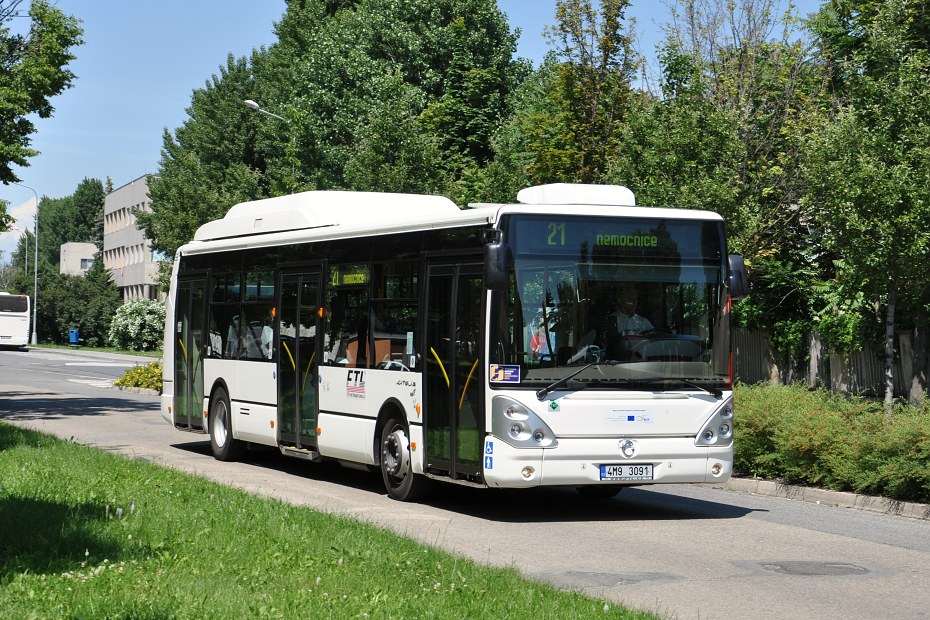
{"left": 0, "top": 292, "right": 30, "bottom": 349}
{"left": 161, "top": 184, "right": 748, "bottom": 501}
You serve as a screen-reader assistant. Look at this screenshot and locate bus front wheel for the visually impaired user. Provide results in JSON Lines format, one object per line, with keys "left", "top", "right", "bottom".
{"left": 380, "top": 417, "right": 431, "bottom": 501}
{"left": 209, "top": 387, "right": 245, "bottom": 461}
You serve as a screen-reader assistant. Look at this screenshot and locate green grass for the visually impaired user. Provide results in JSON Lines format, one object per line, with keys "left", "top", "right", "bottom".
{"left": 0, "top": 423, "right": 656, "bottom": 620}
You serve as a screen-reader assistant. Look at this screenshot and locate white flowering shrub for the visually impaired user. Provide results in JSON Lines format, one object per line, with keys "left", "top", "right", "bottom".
{"left": 108, "top": 299, "right": 166, "bottom": 351}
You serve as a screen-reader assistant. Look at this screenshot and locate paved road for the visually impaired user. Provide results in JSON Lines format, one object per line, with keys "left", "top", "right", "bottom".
{"left": 3, "top": 347, "right": 930, "bottom": 619}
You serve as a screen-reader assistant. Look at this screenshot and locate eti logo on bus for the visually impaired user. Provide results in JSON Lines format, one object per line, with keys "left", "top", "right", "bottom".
{"left": 346, "top": 370, "right": 366, "bottom": 399}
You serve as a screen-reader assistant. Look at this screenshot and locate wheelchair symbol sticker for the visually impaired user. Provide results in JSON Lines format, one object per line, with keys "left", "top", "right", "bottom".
{"left": 489, "top": 365, "right": 520, "bottom": 383}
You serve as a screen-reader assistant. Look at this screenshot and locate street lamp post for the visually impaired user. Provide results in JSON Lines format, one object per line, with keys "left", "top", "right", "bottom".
{"left": 12, "top": 182, "right": 39, "bottom": 345}
{"left": 244, "top": 99, "right": 285, "bottom": 121}
{"left": 243, "top": 99, "right": 295, "bottom": 185}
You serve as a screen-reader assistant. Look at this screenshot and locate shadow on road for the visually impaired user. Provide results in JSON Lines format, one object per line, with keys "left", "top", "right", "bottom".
{"left": 170, "top": 439, "right": 759, "bottom": 523}
{"left": 0, "top": 391, "right": 157, "bottom": 419}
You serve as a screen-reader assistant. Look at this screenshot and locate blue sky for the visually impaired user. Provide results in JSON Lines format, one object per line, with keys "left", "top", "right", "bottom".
{"left": 0, "top": 0, "right": 818, "bottom": 261}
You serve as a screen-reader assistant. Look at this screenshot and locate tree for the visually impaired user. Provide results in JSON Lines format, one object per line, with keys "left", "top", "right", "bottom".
{"left": 39, "top": 257, "right": 120, "bottom": 346}
{"left": 139, "top": 53, "right": 268, "bottom": 257}
{"left": 541, "top": 0, "right": 639, "bottom": 183}
{"left": 611, "top": 0, "right": 829, "bottom": 374}
{"left": 142, "top": 0, "right": 523, "bottom": 257}
{"left": 264, "top": 0, "right": 521, "bottom": 193}
{"left": 343, "top": 72, "right": 449, "bottom": 194}
{"left": 24, "top": 177, "right": 104, "bottom": 267}
{"left": 804, "top": 0, "right": 930, "bottom": 412}
{"left": 0, "top": 0, "right": 83, "bottom": 230}
{"left": 38, "top": 177, "right": 104, "bottom": 264}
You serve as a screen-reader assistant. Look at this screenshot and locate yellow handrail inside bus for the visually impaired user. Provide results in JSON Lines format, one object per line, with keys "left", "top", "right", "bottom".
{"left": 429, "top": 346, "right": 450, "bottom": 388}
{"left": 282, "top": 341, "right": 296, "bottom": 370}
{"left": 458, "top": 357, "right": 480, "bottom": 412}
{"left": 177, "top": 337, "right": 188, "bottom": 360}
{"left": 301, "top": 351, "right": 316, "bottom": 391}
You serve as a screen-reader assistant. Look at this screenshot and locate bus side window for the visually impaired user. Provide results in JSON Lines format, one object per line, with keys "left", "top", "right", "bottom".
{"left": 325, "top": 287, "right": 368, "bottom": 368}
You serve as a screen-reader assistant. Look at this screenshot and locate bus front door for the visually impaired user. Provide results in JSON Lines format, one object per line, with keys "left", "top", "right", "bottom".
{"left": 278, "top": 271, "right": 322, "bottom": 451}
{"left": 174, "top": 277, "right": 207, "bottom": 430}
{"left": 424, "top": 262, "right": 484, "bottom": 482}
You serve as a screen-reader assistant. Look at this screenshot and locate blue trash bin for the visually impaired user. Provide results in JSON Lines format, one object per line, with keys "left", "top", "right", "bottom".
{"left": 69, "top": 328, "right": 79, "bottom": 345}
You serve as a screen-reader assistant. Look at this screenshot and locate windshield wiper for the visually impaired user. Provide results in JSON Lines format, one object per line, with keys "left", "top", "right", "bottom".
{"left": 618, "top": 376, "right": 723, "bottom": 398}
{"left": 536, "top": 361, "right": 619, "bottom": 400}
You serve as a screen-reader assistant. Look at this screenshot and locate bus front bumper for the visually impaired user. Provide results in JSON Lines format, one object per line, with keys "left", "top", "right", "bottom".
{"left": 481, "top": 436, "right": 732, "bottom": 488}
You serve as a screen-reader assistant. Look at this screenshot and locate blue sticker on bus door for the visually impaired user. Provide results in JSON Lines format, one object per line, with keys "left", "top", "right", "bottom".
{"left": 484, "top": 455, "right": 493, "bottom": 470}
{"left": 489, "top": 365, "right": 520, "bottom": 383}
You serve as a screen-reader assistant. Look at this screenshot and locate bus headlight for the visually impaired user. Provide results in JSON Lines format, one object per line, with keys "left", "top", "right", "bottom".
{"left": 493, "top": 396, "right": 558, "bottom": 449}
{"left": 696, "top": 398, "right": 734, "bottom": 447}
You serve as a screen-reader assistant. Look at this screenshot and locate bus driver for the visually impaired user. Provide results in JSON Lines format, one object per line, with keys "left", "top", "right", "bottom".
{"left": 611, "top": 284, "right": 653, "bottom": 335}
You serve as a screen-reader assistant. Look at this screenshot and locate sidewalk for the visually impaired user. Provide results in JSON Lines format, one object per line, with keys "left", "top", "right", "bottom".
{"left": 26, "top": 345, "right": 159, "bottom": 365}
{"left": 722, "top": 477, "right": 930, "bottom": 521}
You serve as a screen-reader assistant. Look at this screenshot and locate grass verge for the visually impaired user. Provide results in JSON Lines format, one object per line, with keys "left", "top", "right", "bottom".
{"left": 0, "top": 423, "right": 656, "bottom": 620}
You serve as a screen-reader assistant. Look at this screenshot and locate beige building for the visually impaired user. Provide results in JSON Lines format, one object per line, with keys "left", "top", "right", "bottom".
{"left": 103, "top": 176, "right": 160, "bottom": 301}
{"left": 59, "top": 242, "right": 97, "bottom": 276}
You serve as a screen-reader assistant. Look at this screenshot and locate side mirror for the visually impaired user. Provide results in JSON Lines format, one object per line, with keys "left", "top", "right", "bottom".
{"left": 728, "top": 254, "right": 749, "bottom": 300}
{"left": 484, "top": 240, "right": 508, "bottom": 291}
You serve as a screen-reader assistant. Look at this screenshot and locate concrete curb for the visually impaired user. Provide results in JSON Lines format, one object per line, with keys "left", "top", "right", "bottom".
{"left": 724, "top": 477, "right": 930, "bottom": 521}
{"left": 115, "top": 385, "right": 160, "bottom": 396}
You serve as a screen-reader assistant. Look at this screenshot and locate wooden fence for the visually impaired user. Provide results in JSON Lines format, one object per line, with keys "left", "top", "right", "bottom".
{"left": 733, "top": 328, "right": 924, "bottom": 398}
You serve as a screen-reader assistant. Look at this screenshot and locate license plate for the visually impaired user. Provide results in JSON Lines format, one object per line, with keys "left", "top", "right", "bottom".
{"left": 599, "top": 464, "right": 653, "bottom": 481}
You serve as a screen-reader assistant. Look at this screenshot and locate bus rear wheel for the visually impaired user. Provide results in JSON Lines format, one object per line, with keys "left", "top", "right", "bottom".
{"left": 209, "top": 387, "right": 245, "bottom": 461}
{"left": 380, "top": 417, "right": 431, "bottom": 501}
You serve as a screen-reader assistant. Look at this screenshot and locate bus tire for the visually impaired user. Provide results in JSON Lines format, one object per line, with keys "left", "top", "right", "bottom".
{"left": 209, "top": 387, "right": 245, "bottom": 461}
{"left": 379, "top": 417, "right": 431, "bottom": 502}
{"left": 576, "top": 486, "right": 622, "bottom": 499}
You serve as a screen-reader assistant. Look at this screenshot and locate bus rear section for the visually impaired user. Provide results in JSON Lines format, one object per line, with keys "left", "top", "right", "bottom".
{"left": 0, "top": 293, "right": 30, "bottom": 349}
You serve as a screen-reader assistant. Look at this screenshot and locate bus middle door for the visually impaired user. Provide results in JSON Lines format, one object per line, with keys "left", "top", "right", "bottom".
{"left": 277, "top": 270, "right": 322, "bottom": 452}
{"left": 424, "top": 262, "right": 484, "bottom": 482}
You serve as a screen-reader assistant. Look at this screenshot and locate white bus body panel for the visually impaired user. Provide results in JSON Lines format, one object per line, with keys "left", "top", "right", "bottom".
{"left": 204, "top": 359, "right": 278, "bottom": 446}
{"left": 316, "top": 366, "right": 423, "bottom": 466}
{"left": 539, "top": 391, "right": 721, "bottom": 437}
{"left": 0, "top": 315, "right": 29, "bottom": 346}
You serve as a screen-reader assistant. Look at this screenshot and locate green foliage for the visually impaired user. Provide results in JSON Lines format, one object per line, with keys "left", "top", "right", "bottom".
{"left": 801, "top": 0, "right": 930, "bottom": 403}
{"left": 343, "top": 71, "right": 449, "bottom": 194}
{"left": 0, "top": 423, "right": 656, "bottom": 619}
{"left": 114, "top": 360, "right": 163, "bottom": 393}
{"left": 36, "top": 177, "right": 105, "bottom": 265}
{"left": 38, "top": 259, "right": 121, "bottom": 346}
{"left": 735, "top": 383, "right": 930, "bottom": 502}
{"left": 108, "top": 299, "right": 166, "bottom": 352}
{"left": 139, "top": 54, "right": 268, "bottom": 257}
{"left": 142, "top": 0, "right": 523, "bottom": 257}
{"left": 0, "top": 0, "right": 83, "bottom": 193}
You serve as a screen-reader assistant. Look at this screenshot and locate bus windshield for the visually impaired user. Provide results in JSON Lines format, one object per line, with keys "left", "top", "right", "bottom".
{"left": 489, "top": 214, "right": 731, "bottom": 390}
